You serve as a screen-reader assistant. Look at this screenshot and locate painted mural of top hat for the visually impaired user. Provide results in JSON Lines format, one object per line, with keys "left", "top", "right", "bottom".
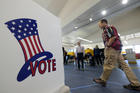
{"left": 5, "top": 18, "right": 53, "bottom": 82}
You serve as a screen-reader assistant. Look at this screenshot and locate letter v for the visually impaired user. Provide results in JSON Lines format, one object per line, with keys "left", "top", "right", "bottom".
{"left": 30, "top": 61, "right": 38, "bottom": 76}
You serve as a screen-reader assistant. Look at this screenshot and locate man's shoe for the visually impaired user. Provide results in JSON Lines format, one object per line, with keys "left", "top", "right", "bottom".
{"left": 93, "top": 78, "right": 106, "bottom": 87}
{"left": 123, "top": 84, "right": 140, "bottom": 91}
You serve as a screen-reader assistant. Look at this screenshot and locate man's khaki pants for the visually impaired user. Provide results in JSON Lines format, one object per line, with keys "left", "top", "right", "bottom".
{"left": 100, "top": 47, "right": 140, "bottom": 86}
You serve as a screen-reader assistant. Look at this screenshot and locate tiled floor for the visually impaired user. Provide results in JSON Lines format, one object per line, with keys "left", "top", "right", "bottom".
{"left": 64, "top": 60, "right": 140, "bottom": 93}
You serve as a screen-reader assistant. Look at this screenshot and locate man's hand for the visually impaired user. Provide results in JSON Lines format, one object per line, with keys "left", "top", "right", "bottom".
{"left": 107, "top": 36, "right": 116, "bottom": 47}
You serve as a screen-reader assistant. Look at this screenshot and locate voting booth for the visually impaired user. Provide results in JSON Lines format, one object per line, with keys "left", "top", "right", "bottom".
{"left": 126, "top": 48, "right": 137, "bottom": 64}
{"left": 0, "top": 0, "right": 69, "bottom": 93}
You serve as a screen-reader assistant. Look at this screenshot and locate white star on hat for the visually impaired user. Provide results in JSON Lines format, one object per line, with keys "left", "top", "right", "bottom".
{"left": 19, "top": 25, "right": 22, "bottom": 28}
{"left": 18, "top": 35, "right": 21, "bottom": 39}
{"left": 26, "top": 24, "right": 29, "bottom": 27}
{"left": 11, "top": 27, "right": 15, "bottom": 30}
{"left": 24, "top": 28, "right": 27, "bottom": 31}
{"left": 29, "top": 32, "right": 32, "bottom": 34}
{"left": 24, "top": 33, "right": 26, "bottom": 36}
{"left": 30, "top": 28, "right": 33, "bottom": 30}
{"left": 18, "top": 30, "right": 21, "bottom": 33}
{"left": 12, "top": 22, "right": 16, "bottom": 25}
{"left": 20, "top": 20, "right": 23, "bottom": 23}
{"left": 29, "top": 20, "right": 32, "bottom": 23}
{"left": 33, "top": 24, "right": 36, "bottom": 27}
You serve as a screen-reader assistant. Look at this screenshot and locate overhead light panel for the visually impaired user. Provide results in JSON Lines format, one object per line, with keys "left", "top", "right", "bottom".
{"left": 74, "top": 27, "right": 78, "bottom": 29}
{"left": 89, "top": 18, "right": 93, "bottom": 21}
{"left": 77, "top": 37, "right": 93, "bottom": 43}
{"left": 122, "top": 0, "right": 128, "bottom": 5}
{"left": 101, "top": 10, "right": 107, "bottom": 15}
{"left": 124, "top": 40, "right": 128, "bottom": 44}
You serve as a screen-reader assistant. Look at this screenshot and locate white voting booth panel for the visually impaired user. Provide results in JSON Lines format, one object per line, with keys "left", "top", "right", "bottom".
{"left": 0, "top": 0, "right": 69, "bottom": 93}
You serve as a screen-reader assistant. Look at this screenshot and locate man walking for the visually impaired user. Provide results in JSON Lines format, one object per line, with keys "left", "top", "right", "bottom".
{"left": 93, "top": 19, "right": 140, "bottom": 91}
{"left": 76, "top": 42, "right": 85, "bottom": 70}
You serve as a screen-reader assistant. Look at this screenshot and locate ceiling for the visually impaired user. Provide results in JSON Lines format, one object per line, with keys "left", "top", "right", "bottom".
{"left": 33, "top": 0, "right": 100, "bottom": 27}
{"left": 62, "top": 0, "right": 140, "bottom": 47}
{"left": 33, "top": 0, "right": 140, "bottom": 48}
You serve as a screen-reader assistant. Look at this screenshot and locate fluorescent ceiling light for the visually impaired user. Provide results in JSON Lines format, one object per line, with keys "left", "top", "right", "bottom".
{"left": 122, "top": 0, "right": 128, "bottom": 4}
{"left": 89, "top": 18, "right": 93, "bottom": 21}
{"left": 124, "top": 40, "right": 128, "bottom": 44}
{"left": 101, "top": 10, "right": 107, "bottom": 15}
{"left": 77, "top": 37, "right": 93, "bottom": 43}
{"left": 135, "top": 32, "right": 140, "bottom": 37}
{"left": 74, "top": 27, "right": 78, "bottom": 29}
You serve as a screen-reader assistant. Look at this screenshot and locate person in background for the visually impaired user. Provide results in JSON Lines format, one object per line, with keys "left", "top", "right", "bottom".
{"left": 100, "top": 49, "right": 105, "bottom": 62}
{"left": 94, "top": 45, "right": 102, "bottom": 65}
{"left": 93, "top": 19, "right": 140, "bottom": 91}
{"left": 76, "top": 42, "right": 85, "bottom": 70}
{"left": 62, "top": 47, "right": 67, "bottom": 65}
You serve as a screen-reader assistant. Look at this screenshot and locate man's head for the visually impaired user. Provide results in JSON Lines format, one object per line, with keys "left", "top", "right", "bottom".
{"left": 77, "top": 42, "right": 81, "bottom": 46}
{"left": 95, "top": 45, "right": 99, "bottom": 48}
{"left": 98, "top": 19, "right": 108, "bottom": 29}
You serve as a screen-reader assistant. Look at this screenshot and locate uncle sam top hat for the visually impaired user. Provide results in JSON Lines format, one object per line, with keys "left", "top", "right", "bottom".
{"left": 5, "top": 18, "right": 53, "bottom": 82}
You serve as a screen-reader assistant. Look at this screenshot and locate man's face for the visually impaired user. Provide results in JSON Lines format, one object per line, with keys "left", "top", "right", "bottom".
{"left": 98, "top": 21, "right": 106, "bottom": 29}
{"left": 77, "top": 42, "right": 80, "bottom": 46}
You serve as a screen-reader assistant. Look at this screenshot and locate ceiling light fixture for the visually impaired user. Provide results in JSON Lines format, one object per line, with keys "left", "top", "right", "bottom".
{"left": 124, "top": 40, "right": 128, "bottom": 44}
{"left": 89, "top": 18, "right": 93, "bottom": 21}
{"left": 77, "top": 37, "right": 93, "bottom": 43}
{"left": 101, "top": 10, "right": 107, "bottom": 15}
{"left": 122, "top": 0, "right": 128, "bottom": 5}
{"left": 74, "top": 27, "right": 78, "bottom": 29}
